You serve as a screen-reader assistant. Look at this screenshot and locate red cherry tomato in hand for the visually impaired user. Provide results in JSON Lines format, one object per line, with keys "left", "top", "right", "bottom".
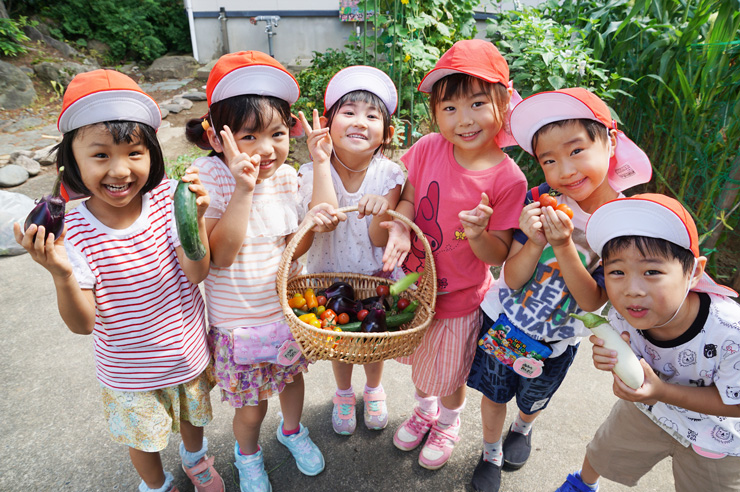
{"left": 397, "top": 298, "right": 411, "bottom": 311}
{"left": 376, "top": 284, "right": 390, "bottom": 297}
{"left": 357, "top": 309, "right": 369, "bottom": 321}
{"left": 539, "top": 194, "right": 557, "bottom": 209}
{"left": 556, "top": 203, "right": 574, "bottom": 219}
{"left": 337, "top": 313, "right": 350, "bottom": 325}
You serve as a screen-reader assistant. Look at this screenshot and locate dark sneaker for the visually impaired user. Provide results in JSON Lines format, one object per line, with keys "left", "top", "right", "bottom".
{"left": 502, "top": 428, "right": 532, "bottom": 470}
{"left": 470, "top": 454, "right": 502, "bottom": 492}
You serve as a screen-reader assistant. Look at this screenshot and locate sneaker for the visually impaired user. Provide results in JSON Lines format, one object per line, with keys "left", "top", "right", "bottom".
{"left": 183, "top": 454, "right": 225, "bottom": 492}
{"left": 332, "top": 393, "right": 357, "bottom": 435}
{"left": 418, "top": 420, "right": 461, "bottom": 470}
{"left": 470, "top": 454, "right": 502, "bottom": 492}
{"left": 234, "top": 443, "right": 271, "bottom": 492}
{"left": 363, "top": 388, "right": 388, "bottom": 430}
{"left": 393, "top": 407, "right": 438, "bottom": 451}
{"left": 276, "top": 421, "right": 325, "bottom": 476}
{"left": 502, "top": 427, "right": 532, "bottom": 469}
{"left": 555, "top": 472, "right": 598, "bottom": 492}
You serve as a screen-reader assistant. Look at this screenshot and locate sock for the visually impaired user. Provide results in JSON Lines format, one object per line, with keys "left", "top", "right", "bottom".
{"left": 576, "top": 471, "right": 599, "bottom": 491}
{"left": 138, "top": 472, "right": 174, "bottom": 492}
{"left": 414, "top": 392, "right": 438, "bottom": 416}
{"left": 336, "top": 386, "right": 354, "bottom": 397}
{"left": 482, "top": 439, "right": 503, "bottom": 466}
{"left": 364, "top": 383, "right": 383, "bottom": 394}
{"left": 437, "top": 400, "right": 465, "bottom": 429}
{"left": 282, "top": 423, "right": 300, "bottom": 436}
{"left": 179, "top": 437, "right": 208, "bottom": 468}
{"left": 238, "top": 444, "right": 260, "bottom": 456}
{"left": 511, "top": 414, "right": 534, "bottom": 436}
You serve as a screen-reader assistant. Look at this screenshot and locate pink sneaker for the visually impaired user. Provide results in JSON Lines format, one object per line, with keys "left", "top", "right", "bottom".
{"left": 332, "top": 393, "right": 357, "bottom": 435}
{"left": 418, "top": 420, "right": 461, "bottom": 470}
{"left": 183, "top": 455, "right": 225, "bottom": 492}
{"left": 363, "top": 388, "right": 388, "bottom": 430}
{"left": 393, "top": 407, "right": 438, "bottom": 451}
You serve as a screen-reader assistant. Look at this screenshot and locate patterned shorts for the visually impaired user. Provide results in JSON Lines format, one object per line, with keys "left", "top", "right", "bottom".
{"left": 208, "top": 325, "right": 309, "bottom": 408}
{"left": 100, "top": 369, "right": 215, "bottom": 452}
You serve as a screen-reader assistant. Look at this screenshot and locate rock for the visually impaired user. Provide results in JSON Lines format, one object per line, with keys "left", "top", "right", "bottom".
{"left": 119, "top": 63, "right": 138, "bottom": 76}
{"left": 33, "top": 61, "right": 91, "bottom": 88}
{"left": 196, "top": 60, "right": 216, "bottom": 81}
{"left": 160, "top": 103, "right": 182, "bottom": 114}
{"left": 160, "top": 120, "right": 171, "bottom": 130}
{"left": 144, "top": 55, "right": 199, "bottom": 81}
{"left": 23, "top": 24, "right": 81, "bottom": 59}
{"left": 86, "top": 39, "right": 110, "bottom": 57}
{"left": 4, "top": 117, "right": 45, "bottom": 133}
{"left": 33, "top": 145, "right": 58, "bottom": 166}
{"left": 0, "top": 165, "right": 30, "bottom": 187}
{"left": 159, "top": 107, "right": 170, "bottom": 119}
{"left": 13, "top": 155, "right": 41, "bottom": 176}
{"left": 0, "top": 61, "right": 36, "bottom": 110}
{"left": 172, "top": 97, "right": 193, "bottom": 110}
{"left": 10, "top": 151, "right": 34, "bottom": 161}
{"left": 181, "top": 91, "right": 207, "bottom": 101}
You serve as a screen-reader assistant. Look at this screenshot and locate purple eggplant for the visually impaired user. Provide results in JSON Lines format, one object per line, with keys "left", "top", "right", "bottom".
{"left": 24, "top": 166, "right": 65, "bottom": 240}
{"left": 322, "top": 281, "right": 355, "bottom": 301}
{"left": 326, "top": 295, "right": 363, "bottom": 319}
{"left": 361, "top": 295, "right": 391, "bottom": 311}
{"left": 360, "top": 298, "right": 388, "bottom": 333}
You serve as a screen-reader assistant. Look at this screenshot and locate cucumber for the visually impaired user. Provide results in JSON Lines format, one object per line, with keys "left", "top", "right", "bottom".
{"left": 339, "top": 312, "right": 416, "bottom": 333}
{"left": 174, "top": 180, "right": 206, "bottom": 261}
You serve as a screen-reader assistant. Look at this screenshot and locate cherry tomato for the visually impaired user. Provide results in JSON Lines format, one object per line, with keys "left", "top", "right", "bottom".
{"left": 320, "top": 309, "right": 337, "bottom": 321}
{"left": 397, "top": 298, "right": 411, "bottom": 311}
{"left": 357, "top": 309, "right": 369, "bottom": 321}
{"left": 376, "top": 284, "right": 390, "bottom": 297}
{"left": 556, "top": 203, "right": 574, "bottom": 219}
{"left": 336, "top": 313, "right": 350, "bottom": 325}
{"left": 539, "top": 194, "right": 557, "bottom": 209}
{"left": 316, "top": 295, "right": 327, "bottom": 306}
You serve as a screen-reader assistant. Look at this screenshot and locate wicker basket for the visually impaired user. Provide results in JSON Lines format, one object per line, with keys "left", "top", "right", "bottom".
{"left": 277, "top": 206, "right": 436, "bottom": 364}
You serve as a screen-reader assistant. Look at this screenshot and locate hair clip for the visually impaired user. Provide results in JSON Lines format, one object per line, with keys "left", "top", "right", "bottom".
{"left": 201, "top": 119, "right": 210, "bottom": 131}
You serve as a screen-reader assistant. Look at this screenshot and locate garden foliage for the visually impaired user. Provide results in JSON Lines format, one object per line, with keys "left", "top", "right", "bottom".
{"left": 0, "top": 15, "right": 32, "bottom": 56}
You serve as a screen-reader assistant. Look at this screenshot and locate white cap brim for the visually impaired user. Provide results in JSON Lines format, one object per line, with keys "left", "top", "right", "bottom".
{"left": 211, "top": 65, "right": 299, "bottom": 105}
{"left": 324, "top": 66, "right": 397, "bottom": 114}
{"left": 58, "top": 90, "right": 161, "bottom": 133}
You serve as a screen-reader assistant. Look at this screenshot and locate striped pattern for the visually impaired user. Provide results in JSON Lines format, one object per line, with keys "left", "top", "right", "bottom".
{"left": 65, "top": 180, "right": 209, "bottom": 391}
{"left": 198, "top": 157, "right": 300, "bottom": 329}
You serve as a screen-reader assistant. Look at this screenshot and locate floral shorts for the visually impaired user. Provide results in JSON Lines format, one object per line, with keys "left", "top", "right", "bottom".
{"left": 208, "top": 325, "right": 309, "bottom": 408}
{"left": 100, "top": 369, "right": 215, "bottom": 452}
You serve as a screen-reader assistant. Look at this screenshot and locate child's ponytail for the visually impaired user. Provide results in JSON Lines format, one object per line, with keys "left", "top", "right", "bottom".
{"left": 185, "top": 115, "right": 214, "bottom": 151}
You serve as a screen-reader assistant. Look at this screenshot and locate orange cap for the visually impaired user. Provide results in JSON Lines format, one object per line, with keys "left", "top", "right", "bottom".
{"left": 206, "top": 51, "right": 299, "bottom": 106}
{"left": 417, "top": 39, "right": 509, "bottom": 93}
{"left": 57, "top": 69, "right": 161, "bottom": 133}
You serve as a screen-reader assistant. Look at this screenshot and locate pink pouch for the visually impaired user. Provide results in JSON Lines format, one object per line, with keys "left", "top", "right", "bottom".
{"left": 232, "top": 321, "right": 302, "bottom": 366}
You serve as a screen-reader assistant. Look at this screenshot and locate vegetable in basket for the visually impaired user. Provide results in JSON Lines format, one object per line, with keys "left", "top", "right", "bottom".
{"left": 360, "top": 298, "right": 388, "bottom": 333}
{"left": 389, "top": 271, "right": 421, "bottom": 296}
{"left": 321, "top": 281, "right": 355, "bottom": 301}
{"left": 325, "top": 295, "right": 363, "bottom": 319}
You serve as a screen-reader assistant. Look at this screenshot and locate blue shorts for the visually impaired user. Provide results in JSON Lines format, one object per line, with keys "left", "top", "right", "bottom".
{"left": 466, "top": 312, "right": 579, "bottom": 414}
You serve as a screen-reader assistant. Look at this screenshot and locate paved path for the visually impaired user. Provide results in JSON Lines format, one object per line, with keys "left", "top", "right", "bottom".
{"left": 0, "top": 250, "right": 675, "bottom": 491}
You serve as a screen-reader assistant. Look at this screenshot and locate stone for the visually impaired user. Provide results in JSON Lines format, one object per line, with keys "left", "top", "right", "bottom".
{"left": 160, "top": 103, "right": 182, "bottom": 114}
{"left": 0, "top": 61, "right": 36, "bottom": 110}
{"left": 181, "top": 91, "right": 207, "bottom": 101}
{"left": 4, "top": 118, "right": 44, "bottom": 133}
{"left": 144, "top": 55, "right": 199, "bottom": 81}
{"left": 0, "top": 165, "right": 30, "bottom": 187}
{"left": 86, "top": 39, "right": 110, "bottom": 57}
{"left": 33, "top": 145, "right": 58, "bottom": 166}
{"left": 33, "top": 61, "right": 91, "bottom": 88}
{"left": 172, "top": 97, "right": 193, "bottom": 110}
{"left": 13, "top": 155, "right": 41, "bottom": 176}
{"left": 160, "top": 107, "right": 170, "bottom": 119}
{"left": 10, "top": 151, "right": 34, "bottom": 161}
{"left": 23, "top": 24, "right": 80, "bottom": 59}
{"left": 196, "top": 60, "right": 217, "bottom": 81}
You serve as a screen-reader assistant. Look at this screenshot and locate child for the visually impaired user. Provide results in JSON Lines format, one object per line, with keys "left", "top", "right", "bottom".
{"left": 296, "top": 65, "right": 405, "bottom": 436}
{"left": 15, "top": 70, "right": 222, "bottom": 492}
{"left": 556, "top": 193, "right": 740, "bottom": 492}
{"left": 382, "top": 39, "right": 528, "bottom": 470}
{"left": 465, "top": 87, "right": 653, "bottom": 492}
{"left": 184, "top": 51, "right": 339, "bottom": 492}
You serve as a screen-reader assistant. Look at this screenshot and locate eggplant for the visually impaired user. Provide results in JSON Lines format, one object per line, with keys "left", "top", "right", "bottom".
{"left": 24, "top": 166, "right": 65, "bottom": 240}
{"left": 361, "top": 295, "right": 391, "bottom": 311}
{"left": 326, "top": 295, "right": 363, "bottom": 318}
{"left": 323, "top": 281, "right": 355, "bottom": 301}
{"left": 360, "top": 298, "right": 388, "bottom": 333}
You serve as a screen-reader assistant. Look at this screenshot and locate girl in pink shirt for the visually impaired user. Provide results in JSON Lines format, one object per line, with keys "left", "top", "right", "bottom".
{"left": 383, "top": 39, "right": 527, "bottom": 470}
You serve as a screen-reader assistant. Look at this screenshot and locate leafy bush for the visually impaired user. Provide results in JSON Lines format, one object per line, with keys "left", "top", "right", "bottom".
{"left": 0, "top": 16, "right": 33, "bottom": 57}
{"left": 41, "top": 0, "right": 190, "bottom": 63}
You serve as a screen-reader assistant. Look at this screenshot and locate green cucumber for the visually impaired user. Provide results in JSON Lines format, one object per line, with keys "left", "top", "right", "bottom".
{"left": 339, "top": 312, "right": 416, "bottom": 333}
{"left": 174, "top": 180, "right": 206, "bottom": 261}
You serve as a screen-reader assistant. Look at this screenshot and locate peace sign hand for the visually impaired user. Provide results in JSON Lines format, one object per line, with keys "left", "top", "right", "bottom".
{"left": 219, "top": 125, "right": 260, "bottom": 192}
{"left": 298, "top": 109, "right": 332, "bottom": 164}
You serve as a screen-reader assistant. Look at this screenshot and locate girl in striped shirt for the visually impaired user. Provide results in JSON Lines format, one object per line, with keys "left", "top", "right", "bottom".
{"left": 184, "top": 51, "right": 341, "bottom": 492}
{"left": 15, "top": 70, "right": 223, "bottom": 492}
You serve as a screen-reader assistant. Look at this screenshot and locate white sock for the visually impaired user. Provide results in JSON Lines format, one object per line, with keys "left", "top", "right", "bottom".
{"left": 482, "top": 439, "right": 503, "bottom": 466}
{"left": 437, "top": 400, "right": 464, "bottom": 429}
{"left": 414, "top": 392, "right": 438, "bottom": 416}
{"left": 365, "top": 383, "right": 383, "bottom": 394}
{"left": 138, "top": 472, "right": 174, "bottom": 492}
{"left": 336, "top": 385, "right": 354, "bottom": 397}
{"left": 511, "top": 413, "right": 534, "bottom": 435}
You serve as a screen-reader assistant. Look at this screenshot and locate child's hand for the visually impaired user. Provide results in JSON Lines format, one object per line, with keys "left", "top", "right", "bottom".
{"left": 380, "top": 220, "right": 411, "bottom": 271}
{"left": 220, "top": 125, "right": 260, "bottom": 192}
{"left": 14, "top": 222, "right": 73, "bottom": 279}
{"left": 458, "top": 193, "right": 493, "bottom": 240}
{"left": 589, "top": 332, "right": 623, "bottom": 371}
{"left": 181, "top": 167, "right": 210, "bottom": 219}
{"left": 610, "top": 359, "right": 659, "bottom": 405}
{"left": 299, "top": 109, "right": 332, "bottom": 164}
{"left": 540, "top": 204, "right": 574, "bottom": 247}
{"left": 303, "top": 202, "right": 346, "bottom": 233}
{"left": 518, "top": 202, "right": 547, "bottom": 247}
{"left": 357, "top": 194, "right": 389, "bottom": 219}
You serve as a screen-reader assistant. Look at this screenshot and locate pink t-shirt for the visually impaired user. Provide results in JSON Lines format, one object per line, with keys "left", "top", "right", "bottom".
{"left": 401, "top": 133, "right": 526, "bottom": 318}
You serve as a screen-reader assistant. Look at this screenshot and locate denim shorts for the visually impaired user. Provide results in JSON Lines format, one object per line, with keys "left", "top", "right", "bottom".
{"left": 467, "top": 312, "right": 579, "bottom": 414}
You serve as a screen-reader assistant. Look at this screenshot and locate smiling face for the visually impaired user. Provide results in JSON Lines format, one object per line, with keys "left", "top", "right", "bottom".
{"left": 231, "top": 106, "right": 290, "bottom": 182}
{"left": 533, "top": 120, "right": 618, "bottom": 213}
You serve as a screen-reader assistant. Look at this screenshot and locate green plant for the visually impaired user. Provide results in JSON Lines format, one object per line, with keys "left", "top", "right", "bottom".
{"left": 166, "top": 149, "right": 208, "bottom": 180}
{"left": 0, "top": 16, "right": 33, "bottom": 57}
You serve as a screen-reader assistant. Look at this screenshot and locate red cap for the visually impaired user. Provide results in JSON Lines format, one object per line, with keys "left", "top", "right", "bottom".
{"left": 418, "top": 39, "right": 510, "bottom": 93}
{"left": 206, "top": 51, "right": 299, "bottom": 106}
{"left": 586, "top": 193, "right": 737, "bottom": 297}
{"left": 57, "top": 69, "right": 161, "bottom": 133}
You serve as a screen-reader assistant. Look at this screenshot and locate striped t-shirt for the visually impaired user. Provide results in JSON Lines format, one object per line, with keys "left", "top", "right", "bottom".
{"left": 197, "top": 156, "right": 302, "bottom": 329}
{"left": 64, "top": 180, "right": 210, "bottom": 391}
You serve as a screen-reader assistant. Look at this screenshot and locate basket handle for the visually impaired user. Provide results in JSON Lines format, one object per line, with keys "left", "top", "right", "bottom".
{"left": 276, "top": 205, "right": 437, "bottom": 304}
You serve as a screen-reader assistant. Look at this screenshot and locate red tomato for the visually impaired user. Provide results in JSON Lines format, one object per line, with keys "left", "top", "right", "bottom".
{"left": 539, "top": 194, "right": 557, "bottom": 209}
{"left": 336, "top": 313, "right": 350, "bottom": 325}
{"left": 556, "top": 203, "right": 574, "bottom": 219}
{"left": 357, "top": 309, "right": 369, "bottom": 321}
{"left": 397, "top": 298, "right": 411, "bottom": 311}
{"left": 376, "top": 284, "right": 390, "bottom": 297}
{"left": 316, "top": 295, "right": 327, "bottom": 306}
{"left": 320, "top": 309, "right": 337, "bottom": 321}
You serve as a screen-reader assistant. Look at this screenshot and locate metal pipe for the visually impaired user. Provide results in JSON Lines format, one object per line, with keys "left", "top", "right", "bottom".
{"left": 184, "top": 0, "right": 199, "bottom": 62}
{"left": 251, "top": 16, "right": 280, "bottom": 57}
{"left": 218, "top": 7, "right": 230, "bottom": 55}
